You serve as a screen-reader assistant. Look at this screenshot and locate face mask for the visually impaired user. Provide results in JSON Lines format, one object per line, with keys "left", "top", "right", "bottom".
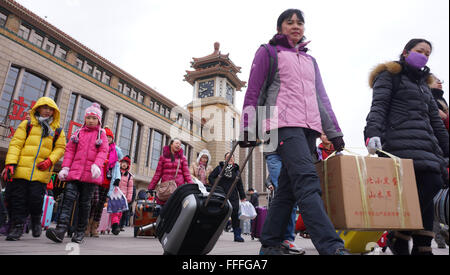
{"left": 405, "top": 51, "right": 428, "bottom": 69}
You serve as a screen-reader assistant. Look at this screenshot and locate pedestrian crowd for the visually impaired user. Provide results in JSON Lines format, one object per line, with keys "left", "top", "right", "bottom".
{"left": 0, "top": 8, "right": 448, "bottom": 255}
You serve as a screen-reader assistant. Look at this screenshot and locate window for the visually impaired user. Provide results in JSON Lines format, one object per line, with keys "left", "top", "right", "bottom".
{"left": 75, "top": 59, "right": 83, "bottom": 70}
{"left": 30, "top": 32, "right": 43, "bottom": 48}
{"left": 132, "top": 123, "right": 141, "bottom": 163}
{"left": 117, "top": 82, "right": 123, "bottom": 92}
{"left": 0, "top": 11, "right": 7, "bottom": 27}
{"left": 145, "top": 129, "right": 152, "bottom": 167}
{"left": 64, "top": 93, "right": 77, "bottom": 134}
{"left": 160, "top": 106, "right": 165, "bottom": 116}
{"left": 83, "top": 63, "right": 93, "bottom": 75}
{"left": 112, "top": 113, "right": 119, "bottom": 137}
{"left": 74, "top": 95, "right": 106, "bottom": 125}
{"left": 137, "top": 93, "right": 143, "bottom": 103}
{"left": 0, "top": 66, "right": 19, "bottom": 124}
{"left": 153, "top": 102, "right": 159, "bottom": 113}
{"left": 103, "top": 74, "right": 111, "bottom": 85}
{"left": 94, "top": 70, "right": 101, "bottom": 80}
{"left": 18, "top": 25, "right": 30, "bottom": 40}
{"left": 118, "top": 116, "right": 133, "bottom": 157}
{"left": 55, "top": 46, "right": 67, "bottom": 60}
{"left": 123, "top": 85, "right": 130, "bottom": 96}
{"left": 150, "top": 130, "right": 163, "bottom": 170}
{"left": 130, "top": 89, "right": 137, "bottom": 99}
{"left": 44, "top": 40, "right": 56, "bottom": 54}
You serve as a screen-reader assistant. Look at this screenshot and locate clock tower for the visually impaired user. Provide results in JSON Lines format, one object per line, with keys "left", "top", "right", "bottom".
{"left": 184, "top": 42, "right": 246, "bottom": 167}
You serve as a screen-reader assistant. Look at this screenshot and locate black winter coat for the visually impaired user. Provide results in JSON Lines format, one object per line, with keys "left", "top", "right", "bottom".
{"left": 208, "top": 162, "right": 246, "bottom": 203}
{"left": 364, "top": 61, "right": 449, "bottom": 174}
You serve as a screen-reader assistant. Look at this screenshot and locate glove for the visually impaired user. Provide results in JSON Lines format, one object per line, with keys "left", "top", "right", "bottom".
{"left": 2, "top": 164, "right": 15, "bottom": 183}
{"left": 366, "top": 137, "right": 382, "bottom": 155}
{"left": 37, "top": 158, "right": 52, "bottom": 171}
{"left": 113, "top": 178, "right": 120, "bottom": 186}
{"left": 238, "top": 131, "right": 259, "bottom": 148}
{"left": 58, "top": 167, "right": 70, "bottom": 181}
{"left": 91, "top": 164, "right": 101, "bottom": 179}
{"left": 330, "top": 136, "right": 345, "bottom": 152}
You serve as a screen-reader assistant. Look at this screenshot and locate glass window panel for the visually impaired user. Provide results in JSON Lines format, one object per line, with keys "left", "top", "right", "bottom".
{"left": 18, "top": 25, "right": 30, "bottom": 40}
{"left": 150, "top": 131, "right": 163, "bottom": 170}
{"left": 132, "top": 124, "right": 141, "bottom": 163}
{"left": 0, "top": 12, "right": 7, "bottom": 26}
{"left": 145, "top": 129, "right": 152, "bottom": 167}
{"left": 0, "top": 67, "right": 19, "bottom": 123}
{"left": 55, "top": 47, "right": 67, "bottom": 60}
{"left": 63, "top": 93, "right": 77, "bottom": 134}
{"left": 119, "top": 116, "right": 133, "bottom": 157}
{"left": 30, "top": 32, "right": 43, "bottom": 48}
{"left": 49, "top": 85, "right": 58, "bottom": 102}
{"left": 44, "top": 41, "right": 55, "bottom": 54}
{"left": 76, "top": 59, "right": 83, "bottom": 70}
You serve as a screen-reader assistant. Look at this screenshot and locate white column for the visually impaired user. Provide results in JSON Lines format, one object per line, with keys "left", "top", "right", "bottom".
{"left": 130, "top": 120, "right": 138, "bottom": 162}
{"left": 44, "top": 80, "right": 52, "bottom": 97}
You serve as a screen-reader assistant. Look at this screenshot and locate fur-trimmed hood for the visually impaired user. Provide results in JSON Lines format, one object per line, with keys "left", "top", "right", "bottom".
{"left": 369, "top": 61, "right": 433, "bottom": 88}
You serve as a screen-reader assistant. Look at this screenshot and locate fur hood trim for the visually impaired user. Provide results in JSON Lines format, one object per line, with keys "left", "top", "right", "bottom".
{"left": 369, "top": 61, "right": 433, "bottom": 88}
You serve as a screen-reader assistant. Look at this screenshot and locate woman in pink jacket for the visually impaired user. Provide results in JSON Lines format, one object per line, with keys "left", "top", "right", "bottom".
{"left": 46, "top": 103, "right": 109, "bottom": 244}
{"left": 148, "top": 138, "right": 193, "bottom": 205}
{"left": 110, "top": 155, "right": 134, "bottom": 235}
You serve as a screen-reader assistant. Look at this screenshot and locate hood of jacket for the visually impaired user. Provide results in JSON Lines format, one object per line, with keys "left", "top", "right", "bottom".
{"left": 30, "top": 97, "right": 61, "bottom": 129}
{"left": 369, "top": 61, "right": 433, "bottom": 89}
{"left": 196, "top": 149, "right": 211, "bottom": 167}
{"left": 162, "top": 145, "right": 184, "bottom": 159}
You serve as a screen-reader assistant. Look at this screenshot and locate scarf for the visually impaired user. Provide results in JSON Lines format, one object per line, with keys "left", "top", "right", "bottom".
{"left": 197, "top": 163, "right": 207, "bottom": 185}
{"left": 108, "top": 143, "right": 118, "bottom": 170}
{"left": 36, "top": 115, "right": 53, "bottom": 138}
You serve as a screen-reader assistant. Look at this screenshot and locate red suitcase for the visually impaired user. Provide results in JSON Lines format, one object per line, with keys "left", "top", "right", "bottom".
{"left": 251, "top": 206, "right": 267, "bottom": 240}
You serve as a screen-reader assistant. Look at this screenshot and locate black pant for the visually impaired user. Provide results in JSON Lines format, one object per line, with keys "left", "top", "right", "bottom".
{"left": 57, "top": 181, "right": 95, "bottom": 232}
{"left": 230, "top": 199, "right": 240, "bottom": 229}
{"left": 4, "top": 179, "right": 46, "bottom": 225}
{"left": 400, "top": 171, "right": 442, "bottom": 234}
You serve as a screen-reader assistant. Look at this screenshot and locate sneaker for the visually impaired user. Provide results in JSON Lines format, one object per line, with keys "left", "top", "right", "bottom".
{"left": 281, "top": 240, "right": 306, "bottom": 255}
{"left": 334, "top": 248, "right": 352, "bottom": 255}
{"left": 259, "top": 245, "right": 289, "bottom": 255}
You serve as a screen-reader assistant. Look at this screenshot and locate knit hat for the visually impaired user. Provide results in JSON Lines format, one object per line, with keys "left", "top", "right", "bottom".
{"left": 84, "top": 103, "right": 102, "bottom": 125}
{"left": 104, "top": 127, "right": 114, "bottom": 139}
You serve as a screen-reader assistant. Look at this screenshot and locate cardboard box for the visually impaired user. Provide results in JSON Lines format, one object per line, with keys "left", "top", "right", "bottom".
{"left": 315, "top": 155, "right": 423, "bottom": 230}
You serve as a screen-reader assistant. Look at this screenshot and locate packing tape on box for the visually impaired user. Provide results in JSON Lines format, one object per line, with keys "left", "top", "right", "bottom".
{"left": 323, "top": 148, "right": 406, "bottom": 229}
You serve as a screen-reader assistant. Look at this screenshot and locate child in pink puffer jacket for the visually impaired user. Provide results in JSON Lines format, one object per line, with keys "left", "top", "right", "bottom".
{"left": 110, "top": 155, "right": 134, "bottom": 235}
{"left": 46, "top": 103, "right": 109, "bottom": 244}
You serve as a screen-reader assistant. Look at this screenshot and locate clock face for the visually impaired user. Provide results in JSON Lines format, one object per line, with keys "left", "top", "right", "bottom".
{"left": 198, "top": 80, "right": 215, "bottom": 98}
{"left": 226, "top": 83, "right": 234, "bottom": 104}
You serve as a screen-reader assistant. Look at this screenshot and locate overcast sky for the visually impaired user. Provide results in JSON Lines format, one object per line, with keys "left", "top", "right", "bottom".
{"left": 14, "top": 0, "right": 449, "bottom": 152}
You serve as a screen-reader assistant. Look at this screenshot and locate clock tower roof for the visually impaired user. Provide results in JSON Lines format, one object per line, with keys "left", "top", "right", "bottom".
{"left": 184, "top": 42, "right": 246, "bottom": 91}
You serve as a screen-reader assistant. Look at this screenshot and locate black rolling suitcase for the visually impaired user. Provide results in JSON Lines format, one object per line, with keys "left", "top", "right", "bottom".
{"left": 155, "top": 142, "right": 256, "bottom": 255}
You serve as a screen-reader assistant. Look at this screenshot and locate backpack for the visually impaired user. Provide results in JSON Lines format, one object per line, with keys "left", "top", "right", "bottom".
{"left": 25, "top": 120, "right": 62, "bottom": 150}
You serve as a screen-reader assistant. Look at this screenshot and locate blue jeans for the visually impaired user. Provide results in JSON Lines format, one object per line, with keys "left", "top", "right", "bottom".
{"left": 260, "top": 127, "right": 344, "bottom": 255}
{"left": 266, "top": 154, "right": 296, "bottom": 242}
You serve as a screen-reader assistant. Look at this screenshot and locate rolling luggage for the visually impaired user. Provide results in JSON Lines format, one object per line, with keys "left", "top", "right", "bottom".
{"left": 251, "top": 206, "right": 267, "bottom": 240}
{"left": 134, "top": 193, "right": 161, "bottom": 237}
{"left": 337, "top": 230, "right": 384, "bottom": 254}
{"left": 155, "top": 142, "right": 256, "bottom": 255}
{"left": 98, "top": 207, "right": 111, "bottom": 234}
{"left": 41, "top": 194, "right": 55, "bottom": 229}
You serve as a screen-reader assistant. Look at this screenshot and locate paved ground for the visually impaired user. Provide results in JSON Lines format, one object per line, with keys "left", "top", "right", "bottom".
{"left": 0, "top": 225, "right": 448, "bottom": 255}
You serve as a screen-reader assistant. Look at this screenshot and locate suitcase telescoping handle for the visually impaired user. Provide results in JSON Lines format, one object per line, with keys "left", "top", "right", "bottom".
{"left": 204, "top": 141, "right": 257, "bottom": 208}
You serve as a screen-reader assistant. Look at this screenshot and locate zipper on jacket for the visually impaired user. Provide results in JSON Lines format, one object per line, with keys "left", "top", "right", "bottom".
{"left": 30, "top": 134, "right": 44, "bottom": 181}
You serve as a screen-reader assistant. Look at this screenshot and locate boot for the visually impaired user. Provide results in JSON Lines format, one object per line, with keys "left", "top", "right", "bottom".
{"left": 71, "top": 231, "right": 85, "bottom": 244}
{"left": 90, "top": 221, "right": 99, "bottom": 238}
{"left": 6, "top": 223, "right": 24, "bottom": 241}
{"left": 112, "top": 223, "right": 120, "bottom": 235}
{"left": 233, "top": 227, "right": 244, "bottom": 242}
{"left": 411, "top": 230, "right": 434, "bottom": 255}
{"left": 387, "top": 231, "right": 411, "bottom": 255}
{"left": 31, "top": 216, "right": 42, "bottom": 238}
{"left": 46, "top": 224, "right": 68, "bottom": 243}
{"left": 85, "top": 217, "right": 92, "bottom": 237}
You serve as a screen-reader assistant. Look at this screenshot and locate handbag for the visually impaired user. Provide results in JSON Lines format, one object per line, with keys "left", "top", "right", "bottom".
{"left": 107, "top": 186, "right": 129, "bottom": 213}
{"left": 156, "top": 159, "right": 180, "bottom": 202}
{"left": 239, "top": 201, "right": 257, "bottom": 220}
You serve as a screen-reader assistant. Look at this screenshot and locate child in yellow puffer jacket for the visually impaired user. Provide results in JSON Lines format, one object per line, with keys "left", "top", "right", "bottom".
{"left": 1, "top": 97, "right": 66, "bottom": 241}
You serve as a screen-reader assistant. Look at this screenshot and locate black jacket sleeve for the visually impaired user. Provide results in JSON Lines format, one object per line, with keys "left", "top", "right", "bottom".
{"left": 364, "top": 71, "right": 395, "bottom": 140}
{"left": 208, "top": 166, "right": 220, "bottom": 187}
{"left": 428, "top": 94, "right": 449, "bottom": 157}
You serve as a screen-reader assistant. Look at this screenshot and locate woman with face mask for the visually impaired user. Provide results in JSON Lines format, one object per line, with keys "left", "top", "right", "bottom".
{"left": 364, "top": 39, "right": 449, "bottom": 255}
